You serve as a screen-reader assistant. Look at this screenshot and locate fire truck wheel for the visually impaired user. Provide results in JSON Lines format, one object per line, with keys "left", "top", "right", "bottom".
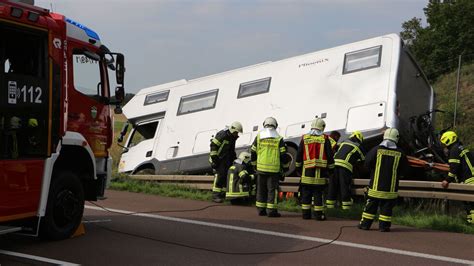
{"left": 284, "top": 145, "right": 297, "bottom": 177}
{"left": 40, "top": 171, "right": 85, "bottom": 240}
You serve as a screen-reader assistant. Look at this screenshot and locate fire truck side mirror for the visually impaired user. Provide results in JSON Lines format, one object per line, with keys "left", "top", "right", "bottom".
{"left": 115, "top": 86, "right": 125, "bottom": 102}
{"left": 116, "top": 54, "right": 125, "bottom": 85}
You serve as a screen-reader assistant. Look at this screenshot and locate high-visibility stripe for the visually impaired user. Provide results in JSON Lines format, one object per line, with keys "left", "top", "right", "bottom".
{"left": 256, "top": 201, "right": 267, "bottom": 208}
{"left": 212, "top": 138, "right": 222, "bottom": 146}
{"left": 373, "top": 151, "right": 382, "bottom": 190}
{"left": 460, "top": 150, "right": 474, "bottom": 177}
{"left": 280, "top": 147, "right": 286, "bottom": 153}
{"left": 314, "top": 206, "right": 325, "bottom": 211}
{"left": 379, "top": 215, "right": 392, "bottom": 222}
{"left": 342, "top": 205, "right": 352, "bottom": 210}
{"left": 301, "top": 204, "right": 311, "bottom": 210}
{"left": 464, "top": 177, "right": 474, "bottom": 184}
{"left": 448, "top": 172, "right": 457, "bottom": 178}
{"left": 226, "top": 192, "right": 249, "bottom": 197}
{"left": 368, "top": 189, "right": 398, "bottom": 199}
{"left": 267, "top": 203, "right": 277, "bottom": 209}
{"left": 239, "top": 170, "right": 248, "bottom": 177}
{"left": 391, "top": 154, "right": 400, "bottom": 192}
{"left": 210, "top": 151, "right": 218, "bottom": 156}
{"left": 217, "top": 140, "right": 229, "bottom": 156}
{"left": 449, "top": 159, "right": 461, "bottom": 164}
{"left": 301, "top": 168, "right": 327, "bottom": 184}
{"left": 342, "top": 201, "right": 353, "bottom": 206}
{"left": 326, "top": 200, "right": 336, "bottom": 204}
{"left": 228, "top": 172, "right": 234, "bottom": 194}
{"left": 251, "top": 145, "right": 257, "bottom": 151}
{"left": 295, "top": 162, "right": 302, "bottom": 167}
{"left": 335, "top": 159, "right": 353, "bottom": 172}
{"left": 362, "top": 212, "right": 375, "bottom": 220}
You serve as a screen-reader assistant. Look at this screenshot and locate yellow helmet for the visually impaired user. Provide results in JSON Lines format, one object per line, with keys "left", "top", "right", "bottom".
{"left": 311, "top": 118, "right": 326, "bottom": 131}
{"left": 440, "top": 131, "right": 457, "bottom": 146}
{"left": 229, "top": 121, "right": 243, "bottom": 134}
{"left": 350, "top": 131, "right": 364, "bottom": 142}
{"left": 238, "top": 151, "right": 251, "bottom": 164}
{"left": 383, "top": 128, "right": 399, "bottom": 143}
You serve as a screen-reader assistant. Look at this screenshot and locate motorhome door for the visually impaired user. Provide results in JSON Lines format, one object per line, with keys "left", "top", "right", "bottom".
{"left": 119, "top": 119, "right": 161, "bottom": 173}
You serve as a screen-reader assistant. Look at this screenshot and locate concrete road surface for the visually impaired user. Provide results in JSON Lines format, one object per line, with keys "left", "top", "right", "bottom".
{"left": 1, "top": 190, "right": 473, "bottom": 265}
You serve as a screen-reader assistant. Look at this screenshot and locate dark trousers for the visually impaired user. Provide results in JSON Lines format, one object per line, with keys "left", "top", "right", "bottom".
{"left": 212, "top": 162, "right": 229, "bottom": 199}
{"left": 360, "top": 197, "right": 396, "bottom": 229}
{"left": 326, "top": 167, "right": 353, "bottom": 209}
{"left": 465, "top": 201, "right": 474, "bottom": 224}
{"left": 300, "top": 184, "right": 326, "bottom": 214}
{"left": 256, "top": 173, "right": 280, "bottom": 211}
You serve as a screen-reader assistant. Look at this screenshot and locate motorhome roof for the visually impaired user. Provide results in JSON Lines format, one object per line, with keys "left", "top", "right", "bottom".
{"left": 135, "top": 33, "right": 399, "bottom": 97}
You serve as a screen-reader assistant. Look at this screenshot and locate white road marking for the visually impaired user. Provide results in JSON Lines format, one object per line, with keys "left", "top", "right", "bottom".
{"left": 0, "top": 249, "right": 79, "bottom": 265}
{"left": 85, "top": 205, "right": 474, "bottom": 265}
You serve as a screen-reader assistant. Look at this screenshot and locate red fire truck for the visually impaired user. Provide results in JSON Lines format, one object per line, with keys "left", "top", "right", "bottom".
{"left": 0, "top": 0, "right": 125, "bottom": 239}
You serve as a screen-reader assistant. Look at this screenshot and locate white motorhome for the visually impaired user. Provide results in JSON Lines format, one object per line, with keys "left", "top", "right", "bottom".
{"left": 118, "top": 33, "right": 434, "bottom": 175}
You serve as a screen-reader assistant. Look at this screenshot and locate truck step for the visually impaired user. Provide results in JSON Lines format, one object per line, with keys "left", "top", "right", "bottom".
{"left": 0, "top": 226, "right": 22, "bottom": 235}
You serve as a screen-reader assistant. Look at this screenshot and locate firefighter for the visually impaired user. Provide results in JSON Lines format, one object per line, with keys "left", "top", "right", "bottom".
{"left": 329, "top": 130, "right": 341, "bottom": 152}
{"left": 295, "top": 118, "right": 334, "bottom": 220}
{"left": 251, "top": 117, "right": 289, "bottom": 217}
{"left": 359, "top": 128, "right": 409, "bottom": 232}
{"left": 226, "top": 151, "right": 255, "bottom": 204}
{"left": 209, "top": 121, "right": 243, "bottom": 203}
{"left": 439, "top": 131, "right": 474, "bottom": 225}
{"left": 326, "top": 131, "right": 365, "bottom": 210}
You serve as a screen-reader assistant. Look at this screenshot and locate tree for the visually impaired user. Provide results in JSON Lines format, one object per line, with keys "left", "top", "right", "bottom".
{"left": 400, "top": 0, "right": 474, "bottom": 81}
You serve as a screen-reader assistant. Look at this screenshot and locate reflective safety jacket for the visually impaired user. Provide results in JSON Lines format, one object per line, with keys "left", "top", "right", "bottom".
{"left": 295, "top": 134, "right": 334, "bottom": 185}
{"left": 250, "top": 129, "right": 288, "bottom": 174}
{"left": 334, "top": 139, "right": 365, "bottom": 173}
{"left": 365, "top": 145, "right": 409, "bottom": 199}
{"left": 226, "top": 160, "right": 255, "bottom": 198}
{"left": 446, "top": 142, "right": 474, "bottom": 185}
{"left": 209, "top": 129, "right": 238, "bottom": 167}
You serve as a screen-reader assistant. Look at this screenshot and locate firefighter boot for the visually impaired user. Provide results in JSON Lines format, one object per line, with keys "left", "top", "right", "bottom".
{"left": 212, "top": 194, "right": 224, "bottom": 203}
{"left": 358, "top": 219, "right": 372, "bottom": 230}
{"left": 258, "top": 208, "right": 267, "bottom": 216}
{"left": 302, "top": 209, "right": 312, "bottom": 220}
{"left": 379, "top": 221, "right": 391, "bottom": 232}
{"left": 267, "top": 209, "right": 281, "bottom": 218}
{"left": 314, "top": 211, "right": 326, "bottom": 221}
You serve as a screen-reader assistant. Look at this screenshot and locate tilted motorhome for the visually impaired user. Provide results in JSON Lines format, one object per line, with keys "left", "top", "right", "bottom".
{"left": 119, "top": 33, "right": 433, "bottom": 175}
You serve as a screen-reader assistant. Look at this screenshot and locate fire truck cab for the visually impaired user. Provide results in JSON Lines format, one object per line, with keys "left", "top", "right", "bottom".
{"left": 0, "top": 0, "right": 125, "bottom": 240}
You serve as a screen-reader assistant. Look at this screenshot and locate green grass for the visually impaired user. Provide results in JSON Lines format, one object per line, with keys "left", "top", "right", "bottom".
{"left": 109, "top": 177, "right": 474, "bottom": 234}
{"left": 110, "top": 176, "right": 213, "bottom": 201}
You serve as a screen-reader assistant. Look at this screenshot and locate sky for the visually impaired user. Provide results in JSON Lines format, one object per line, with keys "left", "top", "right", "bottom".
{"left": 36, "top": 0, "right": 428, "bottom": 94}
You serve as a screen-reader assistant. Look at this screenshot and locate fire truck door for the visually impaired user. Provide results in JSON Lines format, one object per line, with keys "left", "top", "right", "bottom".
{"left": 0, "top": 23, "right": 49, "bottom": 220}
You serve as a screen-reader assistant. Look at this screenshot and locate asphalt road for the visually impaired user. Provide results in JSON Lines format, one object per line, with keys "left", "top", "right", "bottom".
{"left": 1, "top": 190, "right": 473, "bottom": 265}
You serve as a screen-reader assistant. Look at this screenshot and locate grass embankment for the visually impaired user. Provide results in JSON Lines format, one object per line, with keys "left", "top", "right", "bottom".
{"left": 433, "top": 63, "right": 474, "bottom": 147}
{"left": 110, "top": 177, "right": 474, "bottom": 234}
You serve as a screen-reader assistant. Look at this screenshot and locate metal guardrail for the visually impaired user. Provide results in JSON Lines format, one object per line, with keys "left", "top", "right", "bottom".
{"left": 130, "top": 175, "right": 474, "bottom": 202}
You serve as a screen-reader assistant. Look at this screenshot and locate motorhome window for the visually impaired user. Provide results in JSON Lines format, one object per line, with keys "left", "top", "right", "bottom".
{"left": 177, "top": 89, "right": 218, "bottom": 115}
{"left": 343, "top": 46, "right": 382, "bottom": 74}
{"left": 72, "top": 50, "right": 102, "bottom": 97}
{"left": 237, "top": 77, "right": 271, "bottom": 98}
{"left": 128, "top": 121, "right": 158, "bottom": 148}
{"left": 144, "top": 90, "right": 169, "bottom": 106}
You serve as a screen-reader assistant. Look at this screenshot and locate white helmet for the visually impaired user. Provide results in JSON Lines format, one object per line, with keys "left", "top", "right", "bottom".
{"left": 263, "top": 117, "right": 278, "bottom": 128}
{"left": 311, "top": 118, "right": 326, "bottom": 131}
{"left": 229, "top": 121, "right": 243, "bottom": 134}
{"left": 384, "top": 128, "right": 400, "bottom": 143}
{"left": 238, "top": 151, "right": 251, "bottom": 164}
